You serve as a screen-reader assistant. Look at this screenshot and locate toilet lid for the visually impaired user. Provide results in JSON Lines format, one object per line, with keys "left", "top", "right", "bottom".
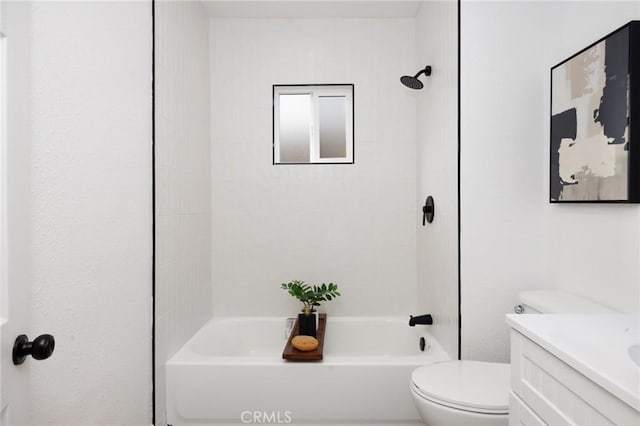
{"left": 411, "top": 361, "right": 510, "bottom": 414}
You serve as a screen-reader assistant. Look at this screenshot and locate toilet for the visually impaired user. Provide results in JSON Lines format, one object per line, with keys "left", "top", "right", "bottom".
{"left": 410, "top": 290, "right": 615, "bottom": 426}
{"left": 411, "top": 360, "right": 509, "bottom": 425}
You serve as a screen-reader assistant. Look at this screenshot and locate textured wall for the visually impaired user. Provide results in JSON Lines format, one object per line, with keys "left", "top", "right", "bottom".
{"left": 27, "top": 1, "right": 152, "bottom": 424}
{"left": 209, "top": 18, "right": 418, "bottom": 316}
{"left": 415, "top": 0, "right": 459, "bottom": 360}
{"left": 154, "top": 1, "right": 213, "bottom": 425}
{"left": 461, "top": 0, "right": 640, "bottom": 362}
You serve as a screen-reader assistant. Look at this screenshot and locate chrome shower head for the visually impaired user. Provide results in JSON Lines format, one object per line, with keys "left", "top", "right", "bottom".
{"left": 400, "top": 66, "right": 432, "bottom": 90}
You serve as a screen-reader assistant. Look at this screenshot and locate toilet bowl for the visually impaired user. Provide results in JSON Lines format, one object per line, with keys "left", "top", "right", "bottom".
{"left": 409, "top": 290, "right": 616, "bottom": 425}
{"left": 410, "top": 360, "right": 509, "bottom": 426}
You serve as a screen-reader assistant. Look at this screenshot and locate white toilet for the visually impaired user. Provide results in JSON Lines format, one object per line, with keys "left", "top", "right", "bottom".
{"left": 410, "top": 290, "right": 615, "bottom": 426}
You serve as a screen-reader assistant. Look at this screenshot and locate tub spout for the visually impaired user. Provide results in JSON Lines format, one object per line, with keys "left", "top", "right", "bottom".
{"left": 409, "top": 314, "right": 433, "bottom": 326}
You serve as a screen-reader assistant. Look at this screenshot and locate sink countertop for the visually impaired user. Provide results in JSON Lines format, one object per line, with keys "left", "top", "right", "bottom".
{"left": 506, "top": 314, "right": 640, "bottom": 411}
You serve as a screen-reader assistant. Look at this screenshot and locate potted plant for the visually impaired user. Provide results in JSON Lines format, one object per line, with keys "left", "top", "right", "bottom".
{"left": 281, "top": 280, "right": 341, "bottom": 337}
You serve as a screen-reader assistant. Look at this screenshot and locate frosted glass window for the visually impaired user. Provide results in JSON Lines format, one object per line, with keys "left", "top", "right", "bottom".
{"left": 278, "top": 94, "right": 311, "bottom": 163}
{"left": 273, "top": 84, "right": 353, "bottom": 164}
{"left": 319, "top": 96, "right": 347, "bottom": 159}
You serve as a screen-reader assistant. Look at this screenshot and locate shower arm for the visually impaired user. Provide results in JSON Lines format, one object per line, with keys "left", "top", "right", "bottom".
{"left": 414, "top": 66, "right": 432, "bottom": 79}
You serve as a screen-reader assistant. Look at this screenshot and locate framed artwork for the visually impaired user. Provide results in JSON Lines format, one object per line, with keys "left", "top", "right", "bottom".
{"left": 550, "top": 21, "right": 639, "bottom": 202}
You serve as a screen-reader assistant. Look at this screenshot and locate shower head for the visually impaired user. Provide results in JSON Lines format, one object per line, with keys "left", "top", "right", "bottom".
{"left": 400, "top": 66, "right": 432, "bottom": 90}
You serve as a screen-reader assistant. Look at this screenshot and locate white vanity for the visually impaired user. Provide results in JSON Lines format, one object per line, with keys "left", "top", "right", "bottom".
{"left": 506, "top": 314, "right": 640, "bottom": 426}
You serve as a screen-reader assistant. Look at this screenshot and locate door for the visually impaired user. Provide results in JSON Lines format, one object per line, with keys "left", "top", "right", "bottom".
{"left": 1, "top": 1, "right": 50, "bottom": 424}
{"left": 0, "top": 1, "right": 150, "bottom": 423}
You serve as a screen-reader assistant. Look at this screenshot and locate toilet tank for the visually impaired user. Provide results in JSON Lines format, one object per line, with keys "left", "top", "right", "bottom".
{"left": 517, "top": 290, "right": 616, "bottom": 314}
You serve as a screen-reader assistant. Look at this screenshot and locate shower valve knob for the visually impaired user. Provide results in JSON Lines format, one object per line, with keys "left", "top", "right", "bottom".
{"left": 422, "top": 196, "right": 435, "bottom": 225}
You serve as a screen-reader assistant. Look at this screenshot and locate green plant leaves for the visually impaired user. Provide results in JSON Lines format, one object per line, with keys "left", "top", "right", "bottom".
{"left": 280, "top": 280, "right": 341, "bottom": 311}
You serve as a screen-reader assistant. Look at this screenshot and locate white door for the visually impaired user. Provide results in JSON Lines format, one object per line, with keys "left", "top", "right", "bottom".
{"left": 0, "top": 1, "right": 152, "bottom": 423}
{"left": 0, "top": 1, "right": 54, "bottom": 424}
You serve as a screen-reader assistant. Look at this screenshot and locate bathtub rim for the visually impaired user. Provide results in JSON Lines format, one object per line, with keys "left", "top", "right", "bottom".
{"left": 167, "top": 315, "right": 450, "bottom": 365}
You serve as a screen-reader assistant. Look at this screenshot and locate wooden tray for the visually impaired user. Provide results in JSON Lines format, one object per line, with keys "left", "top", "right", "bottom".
{"left": 282, "top": 313, "right": 326, "bottom": 361}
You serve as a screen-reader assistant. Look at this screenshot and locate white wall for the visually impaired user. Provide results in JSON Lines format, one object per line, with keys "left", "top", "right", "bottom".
{"left": 25, "top": 1, "right": 153, "bottom": 424}
{"left": 209, "top": 18, "right": 418, "bottom": 316}
{"left": 155, "top": 1, "right": 212, "bottom": 425}
{"left": 461, "top": 1, "right": 640, "bottom": 362}
{"left": 543, "top": 2, "right": 640, "bottom": 315}
{"left": 415, "top": 0, "right": 459, "bottom": 359}
{"left": 2, "top": 2, "right": 34, "bottom": 423}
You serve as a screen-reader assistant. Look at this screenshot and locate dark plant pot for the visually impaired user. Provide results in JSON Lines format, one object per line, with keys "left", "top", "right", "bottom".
{"left": 298, "top": 313, "right": 317, "bottom": 337}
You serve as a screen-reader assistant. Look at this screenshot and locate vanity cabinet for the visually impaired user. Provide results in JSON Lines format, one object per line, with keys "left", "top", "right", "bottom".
{"left": 507, "top": 315, "right": 640, "bottom": 426}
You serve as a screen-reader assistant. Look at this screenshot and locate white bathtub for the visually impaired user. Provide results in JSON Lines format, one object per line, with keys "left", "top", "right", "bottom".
{"left": 167, "top": 316, "right": 449, "bottom": 425}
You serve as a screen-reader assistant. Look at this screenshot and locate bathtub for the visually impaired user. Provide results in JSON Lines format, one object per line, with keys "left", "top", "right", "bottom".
{"left": 167, "top": 316, "right": 449, "bottom": 425}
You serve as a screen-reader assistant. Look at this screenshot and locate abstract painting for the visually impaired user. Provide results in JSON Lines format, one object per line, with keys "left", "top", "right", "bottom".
{"left": 551, "top": 21, "right": 639, "bottom": 202}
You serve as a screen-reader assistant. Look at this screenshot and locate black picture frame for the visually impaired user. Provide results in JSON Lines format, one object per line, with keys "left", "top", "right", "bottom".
{"left": 550, "top": 21, "right": 639, "bottom": 203}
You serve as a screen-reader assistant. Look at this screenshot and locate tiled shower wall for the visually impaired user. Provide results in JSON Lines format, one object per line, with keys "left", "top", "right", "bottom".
{"left": 154, "top": 1, "right": 212, "bottom": 424}
{"left": 415, "top": 0, "right": 459, "bottom": 360}
{"left": 209, "top": 18, "right": 419, "bottom": 317}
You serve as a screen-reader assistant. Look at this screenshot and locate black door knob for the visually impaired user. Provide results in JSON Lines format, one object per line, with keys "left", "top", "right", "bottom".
{"left": 13, "top": 334, "right": 55, "bottom": 365}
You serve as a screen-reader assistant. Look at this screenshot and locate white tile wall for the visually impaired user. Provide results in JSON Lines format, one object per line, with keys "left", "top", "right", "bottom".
{"left": 209, "top": 18, "right": 419, "bottom": 316}
{"left": 461, "top": 1, "right": 640, "bottom": 362}
{"left": 155, "top": 2, "right": 212, "bottom": 425}
{"left": 415, "top": 1, "right": 459, "bottom": 359}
